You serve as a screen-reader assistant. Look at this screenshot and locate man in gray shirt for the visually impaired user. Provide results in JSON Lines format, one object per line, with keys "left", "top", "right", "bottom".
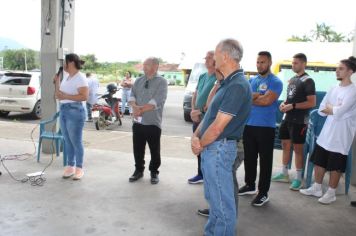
{"left": 128, "top": 57, "right": 168, "bottom": 184}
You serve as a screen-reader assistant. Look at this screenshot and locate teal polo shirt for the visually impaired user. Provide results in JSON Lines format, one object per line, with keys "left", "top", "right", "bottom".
{"left": 194, "top": 72, "right": 216, "bottom": 110}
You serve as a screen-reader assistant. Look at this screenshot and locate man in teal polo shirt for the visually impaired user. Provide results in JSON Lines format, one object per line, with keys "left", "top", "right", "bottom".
{"left": 188, "top": 51, "right": 216, "bottom": 184}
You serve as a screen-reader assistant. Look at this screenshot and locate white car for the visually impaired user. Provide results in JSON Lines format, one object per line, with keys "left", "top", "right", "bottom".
{"left": 0, "top": 72, "right": 41, "bottom": 119}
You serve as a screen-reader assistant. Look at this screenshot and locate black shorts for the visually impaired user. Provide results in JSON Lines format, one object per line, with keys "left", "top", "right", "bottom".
{"left": 311, "top": 144, "right": 347, "bottom": 172}
{"left": 278, "top": 120, "right": 307, "bottom": 144}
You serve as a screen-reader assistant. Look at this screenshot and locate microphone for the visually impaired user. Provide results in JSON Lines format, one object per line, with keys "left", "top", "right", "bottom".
{"left": 57, "top": 66, "right": 63, "bottom": 76}
{"left": 53, "top": 66, "right": 63, "bottom": 84}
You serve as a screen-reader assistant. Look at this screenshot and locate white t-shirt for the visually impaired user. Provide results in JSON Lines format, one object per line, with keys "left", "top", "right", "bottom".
{"left": 59, "top": 72, "right": 88, "bottom": 104}
{"left": 87, "top": 76, "right": 99, "bottom": 105}
{"left": 316, "top": 83, "right": 356, "bottom": 155}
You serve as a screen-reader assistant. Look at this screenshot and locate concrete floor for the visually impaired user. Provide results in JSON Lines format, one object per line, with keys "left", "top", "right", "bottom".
{"left": 1, "top": 121, "right": 356, "bottom": 236}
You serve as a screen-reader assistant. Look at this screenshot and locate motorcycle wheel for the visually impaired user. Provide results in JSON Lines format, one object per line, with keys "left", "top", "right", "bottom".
{"left": 95, "top": 112, "right": 107, "bottom": 130}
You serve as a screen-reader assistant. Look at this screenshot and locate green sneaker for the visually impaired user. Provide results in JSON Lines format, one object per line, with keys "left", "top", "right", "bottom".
{"left": 271, "top": 173, "right": 289, "bottom": 183}
{"left": 289, "top": 179, "right": 302, "bottom": 191}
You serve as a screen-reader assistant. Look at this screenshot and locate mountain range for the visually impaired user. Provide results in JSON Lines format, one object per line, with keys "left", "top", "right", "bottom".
{"left": 0, "top": 37, "right": 27, "bottom": 50}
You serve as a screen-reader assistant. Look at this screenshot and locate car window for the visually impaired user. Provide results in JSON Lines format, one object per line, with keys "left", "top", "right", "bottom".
{"left": 186, "top": 63, "right": 207, "bottom": 92}
{"left": 0, "top": 77, "right": 31, "bottom": 85}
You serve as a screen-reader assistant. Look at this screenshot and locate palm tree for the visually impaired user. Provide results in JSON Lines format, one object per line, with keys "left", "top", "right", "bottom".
{"left": 330, "top": 32, "right": 346, "bottom": 42}
{"left": 312, "top": 23, "right": 334, "bottom": 42}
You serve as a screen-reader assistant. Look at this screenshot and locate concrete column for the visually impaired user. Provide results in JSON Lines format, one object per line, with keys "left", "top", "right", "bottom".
{"left": 40, "top": 0, "right": 75, "bottom": 153}
{"left": 351, "top": 20, "right": 356, "bottom": 185}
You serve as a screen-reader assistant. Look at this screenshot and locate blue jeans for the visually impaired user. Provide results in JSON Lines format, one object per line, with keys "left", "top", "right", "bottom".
{"left": 60, "top": 102, "right": 85, "bottom": 168}
{"left": 201, "top": 139, "right": 237, "bottom": 236}
{"left": 121, "top": 89, "right": 132, "bottom": 114}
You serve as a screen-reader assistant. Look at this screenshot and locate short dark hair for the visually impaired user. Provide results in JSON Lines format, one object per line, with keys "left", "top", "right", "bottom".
{"left": 258, "top": 51, "right": 272, "bottom": 60}
{"left": 293, "top": 53, "right": 307, "bottom": 63}
{"left": 340, "top": 56, "right": 356, "bottom": 73}
{"left": 65, "top": 53, "right": 85, "bottom": 70}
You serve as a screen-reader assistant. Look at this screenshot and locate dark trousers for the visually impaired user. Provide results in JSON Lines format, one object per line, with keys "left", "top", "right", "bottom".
{"left": 86, "top": 102, "right": 93, "bottom": 120}
{"left": 192, "top": 121, "right": 203, "bottom": 177}
{"left": 132, "top": 123, "right": 162, "bottom": 174}
{"left": 243, "top": 125, "right": 275, "bottom": 194}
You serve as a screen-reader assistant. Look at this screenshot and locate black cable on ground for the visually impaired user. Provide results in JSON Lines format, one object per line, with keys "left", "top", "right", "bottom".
{"left": 0, "top": 121, "right": 57, "bottom": 187}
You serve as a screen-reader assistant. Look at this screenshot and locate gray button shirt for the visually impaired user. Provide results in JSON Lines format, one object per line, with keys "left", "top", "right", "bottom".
{"left": 129, "top": 75, "right": 168, "bottom": 128}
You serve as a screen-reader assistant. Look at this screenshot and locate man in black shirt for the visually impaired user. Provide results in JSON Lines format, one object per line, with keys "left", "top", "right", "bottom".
{"left": 272, "top": 53, "right": 316, "bottom": 191}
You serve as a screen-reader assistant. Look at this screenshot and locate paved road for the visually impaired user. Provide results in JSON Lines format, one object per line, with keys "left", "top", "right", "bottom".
{"left": 0, "top": 86, "right": 193, "bottom": 137}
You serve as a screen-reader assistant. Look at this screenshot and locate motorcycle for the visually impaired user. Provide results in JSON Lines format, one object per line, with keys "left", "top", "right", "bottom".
{"left": 92, "top": 88, "right": 122, "bottom": 130}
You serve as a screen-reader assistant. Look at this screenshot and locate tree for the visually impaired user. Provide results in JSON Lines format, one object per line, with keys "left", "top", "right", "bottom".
{"left": 1, "top": 49, "right": 39, "bottom": 70}
{"left": 80, "top": 54, "right": 99, "bottom": 70}
{"left": 287, "top": 35, "right": 311, "bottom": 42}
{"left": 288, "top": 23, "right": 351, "bottom": 43}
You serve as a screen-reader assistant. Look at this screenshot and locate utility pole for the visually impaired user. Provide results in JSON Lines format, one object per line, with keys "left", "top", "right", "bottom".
{"left": 351, "top": 20, "right": 356, "bottom": 186}
{"left": 40, "top": 0, "right": 75, "bottom": 153}
{"left": 24, "top": 51, "right": 27, "bottom": 71}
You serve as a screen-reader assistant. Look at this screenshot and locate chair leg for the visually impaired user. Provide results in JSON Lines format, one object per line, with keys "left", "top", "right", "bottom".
{"left": 62, "top": 140, "right": 67, "bottom": 166}
{"left": 37, "top": 138, "right": 42, "bottom": 163}
{"left": 345, "top": 151, "right": 353, "bottom": 194}
{"left": 55, "top": 139, "right": 60, "bottom": 157}
{"left": 302, "top": 143, "right": 310, "bottom": 178}
{"left": 306, "top": 160, "right": 314, "bottom": 188}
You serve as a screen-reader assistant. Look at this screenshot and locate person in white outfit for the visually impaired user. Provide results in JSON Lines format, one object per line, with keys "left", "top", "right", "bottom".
{"left": 300, "top": 56, "right": 356, "bottom": 204}
{"left": 120, "top": 71, "right": 133, "bottom": 116}
{"left": 86, "top": 72, "right": 99, "bottom": 121}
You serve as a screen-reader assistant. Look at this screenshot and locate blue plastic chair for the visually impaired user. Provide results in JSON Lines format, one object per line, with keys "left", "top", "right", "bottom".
{"left": 305, "top": 110, "right": 353, "bottom": 194}
{"left": 37, "top": 111, "right": 67, "bottom": 166}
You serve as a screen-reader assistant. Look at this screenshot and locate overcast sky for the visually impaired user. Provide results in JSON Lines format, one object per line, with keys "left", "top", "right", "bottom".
{"left": 1, "top": 0, "right": 355, "bottom": 63}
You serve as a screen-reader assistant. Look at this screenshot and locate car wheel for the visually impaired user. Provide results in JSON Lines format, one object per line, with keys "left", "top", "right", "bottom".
{"left": 0, "top": 111, "right": 10, "bottom": 117}
{"left": 184, "top": 112, "right": 191, "bottom": 122}
{"left": 31, "top": 100, "right": 41, "bottom": 119}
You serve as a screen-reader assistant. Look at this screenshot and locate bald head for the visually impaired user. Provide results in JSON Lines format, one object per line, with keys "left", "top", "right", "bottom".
{"left": 143, "top": 57, "right": 160, "bottom": 79}
{"left": 205, "top": 50, "right": 216, "bottom": 73}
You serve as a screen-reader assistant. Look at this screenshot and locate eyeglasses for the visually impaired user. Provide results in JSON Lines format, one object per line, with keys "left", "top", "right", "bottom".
{"left": 144, "top": 80, "right": 149, "bottom": 89}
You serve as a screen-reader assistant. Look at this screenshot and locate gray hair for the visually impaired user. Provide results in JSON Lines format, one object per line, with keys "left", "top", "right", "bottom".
{"left": 207, "top": 50, "right": 214, "bottom": 57}
{"left": 218, "top": 39, "right": 243, "bottom": 63}
{"left": 146, "top": 57, "right": 160, "bottom": 65}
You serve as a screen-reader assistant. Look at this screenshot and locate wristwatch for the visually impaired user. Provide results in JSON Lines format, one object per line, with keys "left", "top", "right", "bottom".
{"left": 292, "top": 103, "right": 296, "bottom": 110}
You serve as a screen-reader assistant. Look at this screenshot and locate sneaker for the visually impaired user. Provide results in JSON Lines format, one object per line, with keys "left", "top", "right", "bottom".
{"left": 271, "top": 173, "right": 289, "bottom": 183}
{"left": 150, "top": 172, "right": 159, "bottom": 184}
{"left": 350, "top": 201, "right": 356, "bottom": 207}
{"left": 318, "top": 191, "right": 336, "bottom": 205}
{"left": 73, "top": 168, "right": 84, "bottom": 180}
{"left": 299, "top": 184, "right": 322, "bottom": 197}
{"left": 251, "top": 193, "right": 269, "bottom": 207}
{"left": 129, "top": 171, "right": 144, "bottom": 182}
{"left": 289, "top": 179, "right": 303, "bottom": 191}
{"left": 188, "top": 175, "right": 203, "bottom": 184}
{"left": 62, "top": 166, "right": 75, "bottom": 178}
{"left": 238, "top": 185, "right": 257, "bottom": 196}
{"left": 197, "top": 208, "right": 209, "bottom": 217}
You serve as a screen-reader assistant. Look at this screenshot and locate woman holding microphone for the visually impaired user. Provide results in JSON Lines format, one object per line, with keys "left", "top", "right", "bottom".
{"left": 54, "top": 53, "right": 88, "bottom": 180}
